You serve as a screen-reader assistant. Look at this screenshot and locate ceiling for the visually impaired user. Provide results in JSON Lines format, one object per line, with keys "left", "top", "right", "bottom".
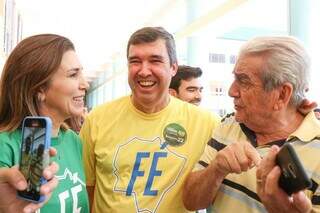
{"left": 15, "top": 0, "right": 177, "bottom": 78}
{"left": 14, "top": 0, "right": 288, "bottom": 80}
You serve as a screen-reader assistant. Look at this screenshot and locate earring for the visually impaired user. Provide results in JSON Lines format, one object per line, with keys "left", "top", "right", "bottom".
{"left": 37, "top": 94, "right": 45, "bottom": 102}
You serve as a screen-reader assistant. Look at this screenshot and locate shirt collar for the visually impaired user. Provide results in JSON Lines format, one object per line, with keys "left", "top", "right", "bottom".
{"left": 240, "top": 111, "right": 320, "bottom": 146}
{"left": 288, "top": 111, "right": 320, "bottom": 142}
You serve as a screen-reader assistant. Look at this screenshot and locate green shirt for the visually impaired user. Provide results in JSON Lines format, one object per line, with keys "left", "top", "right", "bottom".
{"left": 0, "top": 129, "right": 89, "bottom": 213}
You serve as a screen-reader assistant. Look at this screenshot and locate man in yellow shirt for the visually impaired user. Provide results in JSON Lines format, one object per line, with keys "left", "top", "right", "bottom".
{"left": 80, "top": 27, "right": 220, "bottom": 212}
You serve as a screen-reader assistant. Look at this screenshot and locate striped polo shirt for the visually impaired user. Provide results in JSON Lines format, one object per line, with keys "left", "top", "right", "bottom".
{"left": 195, "top": 112, "right": 320, "bottom": 213}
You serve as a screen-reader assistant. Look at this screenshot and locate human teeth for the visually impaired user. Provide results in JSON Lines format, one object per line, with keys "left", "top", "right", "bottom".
{"left": 139, "top": 81, "right": 154, "bottom": 86}
{"left": 73, "top": 97, "right": 83, "bottom": 101}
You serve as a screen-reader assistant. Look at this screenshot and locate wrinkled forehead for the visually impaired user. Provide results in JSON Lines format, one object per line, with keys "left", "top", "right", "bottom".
{"left": 233, "top": 54, "right": 266, "bottom": 78}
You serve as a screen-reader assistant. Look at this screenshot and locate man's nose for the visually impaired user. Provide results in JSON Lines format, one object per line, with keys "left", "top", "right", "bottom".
{"left": 139, "top": 62, "right": 152, "bottom": 77}
{"left": 195, "top": 90, "right": 202, "bottom": 99}
{"left": 228, "top": 81, "right": 239, "bottom": 98}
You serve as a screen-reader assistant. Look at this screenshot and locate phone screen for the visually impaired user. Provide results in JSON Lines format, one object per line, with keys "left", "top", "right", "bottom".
{"left": 18, "top": 118, "right": 47, "bottom": 201}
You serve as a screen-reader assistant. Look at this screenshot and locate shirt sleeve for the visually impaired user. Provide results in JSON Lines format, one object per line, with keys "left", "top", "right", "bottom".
{"left": 79, "top": 115, "right": 96, "bottom": 186}
{"left": 209, "top": 112, "right": 221, "bottom": 138}
{"left": 193, "top": 138, "right": 219, "bottom": 172}
{"left": 192, "top": 112, "right": 221, "bottom": 172}
{"left": 309, "top": 164, "right": 320, "bottom": 212}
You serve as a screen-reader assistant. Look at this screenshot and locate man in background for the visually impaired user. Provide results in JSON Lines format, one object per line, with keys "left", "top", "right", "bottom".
{"left": 170, "top": 65, "right": 210, "bottom": 213}
{"left": 169, "top": 65, "right": 203, "bottom": 106}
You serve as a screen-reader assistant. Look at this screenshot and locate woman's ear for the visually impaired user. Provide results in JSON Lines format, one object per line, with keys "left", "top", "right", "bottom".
{"left": 37, "top": 88, "right": 46, "bottom": 102}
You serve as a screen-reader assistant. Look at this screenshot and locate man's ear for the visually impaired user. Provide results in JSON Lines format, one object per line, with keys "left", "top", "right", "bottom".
{"left": 273, "top": 83, "right": 293, "bottom": 110}
{"left": 170, "top": 62, "right": 178, "bottom": 77}
{"left": 169, "top": 88, "right": 178, "bottom": 97}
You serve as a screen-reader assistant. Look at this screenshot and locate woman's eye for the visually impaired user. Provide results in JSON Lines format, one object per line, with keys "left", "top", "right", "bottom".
{"left": 69, "top": 72, "right": 77, "bottom": 77}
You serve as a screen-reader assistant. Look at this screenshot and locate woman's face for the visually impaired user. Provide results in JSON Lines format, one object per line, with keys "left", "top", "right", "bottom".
{"left": 39, "top": 50, "right": 89, "bottom": 122}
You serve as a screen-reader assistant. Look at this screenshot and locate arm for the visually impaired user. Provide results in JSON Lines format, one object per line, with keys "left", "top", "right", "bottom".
{"left": 183, "top": 162, "right": 225, "bottom": 210}
{"left": 86, "top": 186, "right": 95, "bottom": 213}
{"left": 298, "top": 99, "right": 317, "bottom": 115}
{"left": 256, "top": 146, "right": 312, "bottom": 213}
{"left": 183, "top": 141, "right": 261, "bottom": 210}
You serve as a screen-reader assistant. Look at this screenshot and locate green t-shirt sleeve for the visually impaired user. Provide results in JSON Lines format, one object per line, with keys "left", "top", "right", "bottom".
{"left": 0, "top": 132, "right": 21, "bottom": 167}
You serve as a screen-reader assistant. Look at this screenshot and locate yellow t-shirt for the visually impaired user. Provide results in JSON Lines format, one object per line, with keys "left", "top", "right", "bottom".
{"left": 80, "top": 96, "right": 220, "bottom": 213}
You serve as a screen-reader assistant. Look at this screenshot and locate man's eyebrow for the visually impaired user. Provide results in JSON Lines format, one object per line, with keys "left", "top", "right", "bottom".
{"left": 234, "top": 72, "right": 250, "bottom": 80}
{"left": 150, "top": 55, "right": 164, "bottom": 59}
{"left": 128, "top": 56, "right": 139, "bottom": 61}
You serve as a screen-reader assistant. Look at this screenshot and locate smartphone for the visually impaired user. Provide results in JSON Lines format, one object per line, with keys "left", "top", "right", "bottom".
{"left": 17, "top": 116, "right": 52, "bottom": 203}
{"left": 276, "top": 143, "right": 312, "bottom": 195}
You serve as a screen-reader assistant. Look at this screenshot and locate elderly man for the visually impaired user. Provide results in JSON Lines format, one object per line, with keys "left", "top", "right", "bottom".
{"left": 169, "top": 65, "right": 203, "bottom": 106}
{"left": 183, "top": 36, "right": 320, "bottom": 212}
{"left": 80, "top": 27, "right": 220, "bottom": 212}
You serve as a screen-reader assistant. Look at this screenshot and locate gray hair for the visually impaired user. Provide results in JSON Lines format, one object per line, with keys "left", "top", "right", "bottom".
{"left": 239, "top": 36, "right": 310, "bottom": 107}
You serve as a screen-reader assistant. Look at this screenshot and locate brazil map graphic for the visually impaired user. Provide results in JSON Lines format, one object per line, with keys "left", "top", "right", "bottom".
{"left": 113, "top": 137, "right": 187, "bottom": 212}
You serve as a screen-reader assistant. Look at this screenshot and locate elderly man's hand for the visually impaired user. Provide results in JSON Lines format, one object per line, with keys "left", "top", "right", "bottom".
{"left": 0, "top": 148, "right": 59, "bottom": 213}
{"left": 256, "top": 145, "right": 312, "bottom": 213}
{"left": 213, "top": 141, "right": 261, "bottom": 177}
{"left": 298, "top": 99, "right": 317, "bottom": 115}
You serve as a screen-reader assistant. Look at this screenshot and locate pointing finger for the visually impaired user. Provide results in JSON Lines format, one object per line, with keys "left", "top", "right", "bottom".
{"left": 244, "top": 143, "right": 261, "bottom": 167}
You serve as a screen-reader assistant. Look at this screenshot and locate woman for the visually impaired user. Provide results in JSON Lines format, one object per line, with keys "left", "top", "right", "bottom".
{"left": 0, "top": 34, "right": 89, "bottom": 212}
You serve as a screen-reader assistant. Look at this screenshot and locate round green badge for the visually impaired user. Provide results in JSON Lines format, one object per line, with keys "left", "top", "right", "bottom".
{"left": 162, "top": 123, "right": 187, "bottom": 148}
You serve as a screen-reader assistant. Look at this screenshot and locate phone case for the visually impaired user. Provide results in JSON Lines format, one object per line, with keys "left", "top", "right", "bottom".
{"left": 17, "top": 116, "right": 52, "bottom": 203}
{"left": 276, "top": 143, "right": 312, "bottom": 195}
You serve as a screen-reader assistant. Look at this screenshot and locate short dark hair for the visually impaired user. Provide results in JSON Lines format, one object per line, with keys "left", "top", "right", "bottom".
{"left": 169, "top": 65, "right": 202, "bottom": 92}
{"left": 126, "top": 27, "right": 177, "bottom": 66}
{"left": 314, "top": 108, "right": 320, "bottom": 113}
